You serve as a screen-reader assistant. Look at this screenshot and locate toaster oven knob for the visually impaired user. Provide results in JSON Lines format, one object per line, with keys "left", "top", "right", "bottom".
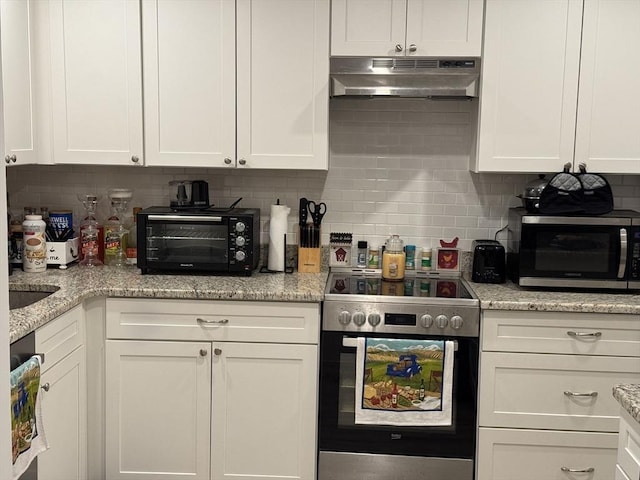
{"left": 450, "top": 315, "right": 464, "bottom": 330}
{"left": 338, "top": 310, "right": 351, "bottom": 325}
{"left": 368, "top": 313, "right": 381, "bottom": 326}
{"left": 420, "top": 314, "right": 433, "bottom": 328}
{"left": 435, "top": 315, "right": 449, "bottom": 329}
{"left": 235, "top": 236, "right": 246, "bottom": 247}
{"left": 235, "top": 222, "right": 246, "bottom": 233}
{"left": 235, "top": 251, "right": 246, "bottom": 262}
{"left": 352, "top": 312, "right": 366, "bottom": 326}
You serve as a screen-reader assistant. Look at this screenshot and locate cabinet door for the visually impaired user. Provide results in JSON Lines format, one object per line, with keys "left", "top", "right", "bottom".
{"left": 330, "top": 0, "right": 407, "bottom": 56}
{"left": 37, "top": 346, "right": 87, "bottom": 480}
{"left": 142, "top": 0, "right": 236, "bottom": 168}
{"left": 105, "top": 340, "right": 211, "bottom": 480}
{"left": 477, "top": 427, "right": 617, "bottom": 480}
{"left": 48, "top": 0, "right": 143, "bottom": 165}
{"left": 473, "top": 0, "right": 583, "bottom": 173}
{"left": 1, "top": 0, "right": 38, "bottom": 166}
{"left": 236, "top": 0, "right": 328, "bottom": 170}
{"left": 574, "top": 0, "right": 640, "bottom": 174}
{"left": 211, "top": 342, "right": 318, "bottom": 480}
{"left": 405, "top": 0, "right": 483, "bottom": 57}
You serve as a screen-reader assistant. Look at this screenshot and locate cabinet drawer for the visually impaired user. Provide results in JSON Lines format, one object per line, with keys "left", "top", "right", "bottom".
{"left": 35, "top": 304, "right": 84, "bottom": 373}
{"left": 106, "top": 298, "right": 320, "bottom": 344}
{"left": 477, "top": 427, "right": 617, "bottom": 480}
{"left": 479, "top": 352, "right": 640, "bottom": 432}
{"left": 617, "top": 409, "right": 640, "bottom": 480}
{"left": 482, "top": 310, "right": 640, "bottom": 357}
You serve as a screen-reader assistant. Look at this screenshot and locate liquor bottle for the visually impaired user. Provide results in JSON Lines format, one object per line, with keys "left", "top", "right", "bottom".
{"left": 391, "top": 383, "right": 398, "bottom": 408}
{"left": 419, "top": 379, "right": 426, "bottom": 401}
{"left": 104, "top": 202, "right": 128, "bottom": 266}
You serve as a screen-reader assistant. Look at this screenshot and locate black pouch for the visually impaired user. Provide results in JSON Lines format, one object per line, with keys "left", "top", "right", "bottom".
{"left": 577, "top": 163, "right": 614, "bottom": 215}
{"left": 538, "top": 163, "right": 584, "bottom": 214}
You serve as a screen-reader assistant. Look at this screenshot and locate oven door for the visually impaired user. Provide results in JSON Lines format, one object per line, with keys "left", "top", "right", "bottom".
{"left": 518, "top": 221, "right": 630, "bottom": 289}
{"left": 318, "top": 331, "right": 478, "bottom": 467}
{"left": 141, "top": 215, "right": 229, "bottom": 272}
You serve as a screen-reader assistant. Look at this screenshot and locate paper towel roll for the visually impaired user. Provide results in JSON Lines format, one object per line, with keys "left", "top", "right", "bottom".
{"left": 268, "top": 204, "right": 290, "bottom": 271}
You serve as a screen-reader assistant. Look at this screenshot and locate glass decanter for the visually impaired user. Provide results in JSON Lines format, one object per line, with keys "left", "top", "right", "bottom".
{"left": 77, "top": 194, "right": 103, "bottom": 267}
{"left": 104, "top": 188, "right": 133, "bottom": 267}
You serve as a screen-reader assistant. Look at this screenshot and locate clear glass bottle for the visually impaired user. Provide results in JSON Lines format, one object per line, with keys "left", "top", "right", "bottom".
{"left": 381, "top": 234, "right": 406, "bottom": 281}
{"left": 104, "top": 202, "right": 128, "bottom": 266}
{"left": 78, "top": 194, "right": 104, "bottom": 267}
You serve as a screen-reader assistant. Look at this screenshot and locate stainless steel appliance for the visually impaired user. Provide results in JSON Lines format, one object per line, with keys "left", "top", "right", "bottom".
{"left": 508, "top": 207, "right": 640, "bottom": 290}
{"left": 319, "top": 269, "right": 480, "bottom": 480}
{"left": 137, "top": 206, "right": 260, "bottom": 275}
{"left": 329, "top": 57, "right": 480, "bottom": 98}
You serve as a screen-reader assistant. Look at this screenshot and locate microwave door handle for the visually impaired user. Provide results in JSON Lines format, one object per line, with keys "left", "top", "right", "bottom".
{"left": 618, "top": 228, "right": 627, "bottom": 279}
{"left": 148, "top": 215, "right": 223, "bottom": 222}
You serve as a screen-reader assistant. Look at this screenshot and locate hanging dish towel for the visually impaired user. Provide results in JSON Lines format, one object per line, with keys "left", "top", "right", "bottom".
{"left": 11, "top": 355, "right": 48, "bottom": 480}
{"left": 355, "top": 338, "right": 454, "bottom": 426}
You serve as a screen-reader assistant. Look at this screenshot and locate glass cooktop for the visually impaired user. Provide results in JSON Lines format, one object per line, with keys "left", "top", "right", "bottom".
{"left": 325, "top": 269, "right": 474, "bottom": 300}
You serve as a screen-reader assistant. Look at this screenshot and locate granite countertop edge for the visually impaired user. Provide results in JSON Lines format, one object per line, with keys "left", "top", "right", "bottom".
{"left": 613, "top": 384, "right": 640, "bottom": 425}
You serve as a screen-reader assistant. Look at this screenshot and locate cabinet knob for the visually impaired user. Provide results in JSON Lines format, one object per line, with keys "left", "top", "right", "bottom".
{"left": 199, "top": 349, "right": 208, "bottom": 357}
{"left": 5, "top": 154, "right": 16, "bottom": 164}
{"left": 238, "top": 158, "right": 246, "bottom": 166}
{"left": 214, "top": 348, "right": 222, "bottom": 356}
{"left": 224, "top": 157, "right": 232, "bottom": 165}
{"left": 41, "top": 382, "right": 50, "bottom": 392}
{"left": 409, "top": 44, "right": 417, "bottom": 52}
{"left": 395, "top": 44, "right": 403, "bottom": 52}
{"left": 131, "top": 155, "right": 140, "bottom": 164}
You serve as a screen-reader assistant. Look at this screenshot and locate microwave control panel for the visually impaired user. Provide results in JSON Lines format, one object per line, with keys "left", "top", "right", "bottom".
{"left": 227, "top": 212, "right": 260, "bottom": 273}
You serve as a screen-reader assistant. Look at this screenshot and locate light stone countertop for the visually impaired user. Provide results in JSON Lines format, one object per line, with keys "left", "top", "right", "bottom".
{"left": 613, "top": 384, "right": 640, "bottom": 425}
{"left": 8, "top": 265, "right": 328, "bottom": 343}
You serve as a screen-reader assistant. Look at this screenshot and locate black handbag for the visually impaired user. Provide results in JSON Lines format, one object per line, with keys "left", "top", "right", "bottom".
{"left": 538, "top": 163, "right": 613, "bottom": 215}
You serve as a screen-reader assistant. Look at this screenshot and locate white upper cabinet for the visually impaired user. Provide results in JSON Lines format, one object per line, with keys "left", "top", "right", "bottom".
{"left": 474, "top": 0, "right": 640, "bottom": 174}
{"left": 236, "top": 0, "right": 329, "bottom": 170}
{"left": 48, "top": 0, "right": 143, "bottom": 166}
{"left": 331, "top": 0, "right": 483, "bottom": 57}
{"left": 1, "top": 0, "right": 38, "bottom": 166}
{"left": 142, "top": 0, "right": 235, "bottom": 168}
{"left": 574, "top": 0, "right": 640, "bottom": 173}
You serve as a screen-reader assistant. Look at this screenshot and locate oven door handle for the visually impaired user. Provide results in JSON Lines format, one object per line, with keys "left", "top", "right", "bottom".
{"left": 342, "top": 337, "right": 459, "bottom": 351}
{"left": 148, "top": 215, "right": 223, "bottom": 222}
{"left": 618, "top": 228, "right": 627, "bottom": 279}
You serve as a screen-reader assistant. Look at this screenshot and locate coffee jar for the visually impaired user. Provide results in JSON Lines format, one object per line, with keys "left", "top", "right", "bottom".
{"left": 22, "top": 214, "right": 47, "bottom": 273}
{"left": 381, "top": 234, "right": 406, "bottom": 281}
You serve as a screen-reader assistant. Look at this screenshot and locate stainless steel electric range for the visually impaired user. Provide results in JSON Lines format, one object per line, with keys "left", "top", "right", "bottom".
{"left": 318, "top": 268, "right": 480, "bottom": 480}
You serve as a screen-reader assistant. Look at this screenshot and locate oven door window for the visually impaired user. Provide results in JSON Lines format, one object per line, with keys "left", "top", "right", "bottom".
{"left": 520, "top": 224, "right": 622, "bottom": 279}
{"left": 318, "top": 332, "right": 478, "bottom": 459}
{"left": 145, "top": 221, "right": 228, "bottom": 265}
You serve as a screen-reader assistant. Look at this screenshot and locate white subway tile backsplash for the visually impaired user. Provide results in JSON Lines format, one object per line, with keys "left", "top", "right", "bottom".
{"left": 7, "top": 98, "right": 640, "bottom": 250}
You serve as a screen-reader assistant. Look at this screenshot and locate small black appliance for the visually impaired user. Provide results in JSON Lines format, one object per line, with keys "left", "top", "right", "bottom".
{"left": 472, "top": 239, "right": 506, "bottom": 284}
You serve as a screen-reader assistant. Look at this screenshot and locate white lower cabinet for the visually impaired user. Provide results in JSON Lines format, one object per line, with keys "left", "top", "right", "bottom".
{"left": 477, "top": 310, "right": 640, "bottom": 480}
{"left": 35, "top": 304, "right": 87, "bottom": 480}
{"left": 104, "top": 299, "right": 320, "bottom": 480}
{"left": 616, "top": 409, "right": 640, "bottom": 480}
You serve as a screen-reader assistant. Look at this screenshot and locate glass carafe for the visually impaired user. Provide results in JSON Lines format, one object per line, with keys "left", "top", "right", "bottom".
{"left": 104, "top": 189, "right": 132, "bottom": 267}
{"left": 77, "top": 194, "right": 104, "bottom": 267}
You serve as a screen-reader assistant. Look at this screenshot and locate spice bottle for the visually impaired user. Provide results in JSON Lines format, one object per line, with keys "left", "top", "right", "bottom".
{"left": 22, "top": 215, "right": 47, "bottom": 273}
{"left": 405, "top": 244, "right": 416, "bottom": 270}
{"left": 356, "top": 241, "right": 368, "bottom": 267}
{"left": 368, "top": 245, "right": 379, "bottom": 268}
{"left": 382, "top": 234, "right": 406, "bottom": 281}
{"left": 421, "top": 248, "right": 432, "bottom": 271}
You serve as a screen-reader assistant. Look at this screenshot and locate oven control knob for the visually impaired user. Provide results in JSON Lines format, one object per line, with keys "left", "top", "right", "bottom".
{"left": 420, "top": 314, "right": 433, "bottom": 328}
{"left": 352, "top": 312, "right": 366, "bottom": 326}
{"left": 368, "top": 313, "right": 381, "bottom": 326}
{"left": 235, "top": 236, "right": 246, "bottom": 247}
{"left": 235, "top": 222, "right": 246, "bottom": 233}
{"left": 450, "top": 315, "right": 464, "bottom": 330}
{"left": 338, "top": 310, "right": 351, "bottom": 325}
{"left": 436, "top": 315, "right": 449, "bottom": 329}
{"left": 235, "top": 250, "right": 246, "bottom": 262}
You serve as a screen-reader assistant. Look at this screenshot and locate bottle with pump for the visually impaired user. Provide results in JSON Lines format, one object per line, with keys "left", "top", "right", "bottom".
{"left": 382, "top": 234, "right": 406, "bottom": 281}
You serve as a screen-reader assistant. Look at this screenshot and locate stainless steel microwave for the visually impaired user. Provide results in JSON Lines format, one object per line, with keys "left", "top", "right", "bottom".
{"left": 137, "top": 207, "right": 260, "bottom": 275}
{"left": 507, "top": 208, "right": 640, "bottom": 290}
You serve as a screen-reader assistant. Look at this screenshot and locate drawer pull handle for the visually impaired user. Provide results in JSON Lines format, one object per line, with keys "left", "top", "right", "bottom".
{"left": 567, "top": 331, "right": 602, "bottom": 338}
{"left": 564, "top": 390, "right": 598, "bottom": 398}
{"left": 560, "top": 466, "right": 595, "bottom": 473}
{"left": 41, "top": 383, "right": 50, "bottom": 392}
{"left": 196, "top": 318, "right": 229, "bottom": 325}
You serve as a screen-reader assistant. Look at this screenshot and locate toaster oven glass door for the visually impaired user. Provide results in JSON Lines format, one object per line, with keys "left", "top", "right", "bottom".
{"left": 145, "top": 217, "right": 229, "bottom": 268}
{"left": 519, "top": 224, "right": 624, "bottom": 280}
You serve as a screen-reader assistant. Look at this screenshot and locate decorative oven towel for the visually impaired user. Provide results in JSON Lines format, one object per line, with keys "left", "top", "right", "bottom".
{"left": 11, "top": 355, "right": 48, "bottom": 480}
{"left": 355, "top": 338, "right": 454, "bottom": 426}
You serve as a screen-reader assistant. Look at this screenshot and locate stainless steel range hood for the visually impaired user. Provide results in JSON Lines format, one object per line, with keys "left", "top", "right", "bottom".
{"left": 330, "top": 57, "right": 480, "bottom": 98}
